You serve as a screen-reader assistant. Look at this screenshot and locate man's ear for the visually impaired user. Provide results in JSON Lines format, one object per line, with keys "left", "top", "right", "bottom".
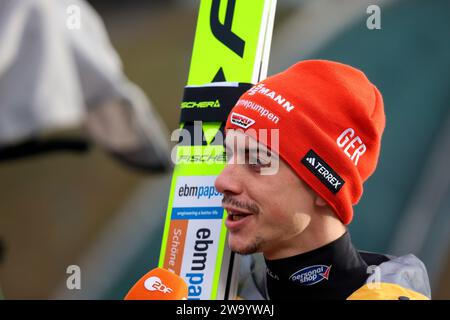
{"left": 314, "top": 195, "right": 327, "bottom": 207}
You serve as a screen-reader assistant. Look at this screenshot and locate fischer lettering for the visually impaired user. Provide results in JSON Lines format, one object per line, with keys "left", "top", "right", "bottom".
{"left": 247, "top": 83, "right": 295, "bottom": 112}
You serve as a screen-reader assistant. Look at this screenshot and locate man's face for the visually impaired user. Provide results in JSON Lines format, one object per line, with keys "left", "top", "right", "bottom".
{"left": 214, "top": 131, "right": 317, "bottom": 259}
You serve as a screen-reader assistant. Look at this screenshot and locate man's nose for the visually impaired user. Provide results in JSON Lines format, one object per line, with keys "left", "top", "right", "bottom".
{"left": 214, "top": 163, "right": 243, "bottom": 196}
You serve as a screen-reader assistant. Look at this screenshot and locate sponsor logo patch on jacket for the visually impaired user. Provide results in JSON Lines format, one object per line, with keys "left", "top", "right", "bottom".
{"left": 289, "top": 265, "right": 331, "bottom": 286}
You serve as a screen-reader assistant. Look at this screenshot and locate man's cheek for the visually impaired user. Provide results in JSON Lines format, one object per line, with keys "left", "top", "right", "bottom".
{"left": 263, "top": 206, "right": 286, "bottom": 223}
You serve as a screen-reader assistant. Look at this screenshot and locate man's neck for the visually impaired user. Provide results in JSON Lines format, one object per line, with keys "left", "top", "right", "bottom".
{"left": 264, "top": 232, "right": 368, "bottom": 300}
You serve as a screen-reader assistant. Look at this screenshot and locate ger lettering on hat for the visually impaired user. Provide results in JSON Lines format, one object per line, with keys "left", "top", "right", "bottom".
{"left": 225, "top": 60, "right": 386, "bottom": 225}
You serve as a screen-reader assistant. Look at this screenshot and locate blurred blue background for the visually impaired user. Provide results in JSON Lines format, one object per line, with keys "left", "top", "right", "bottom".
{"left": 0, "top": 0, "right": 449, "bottom": 299}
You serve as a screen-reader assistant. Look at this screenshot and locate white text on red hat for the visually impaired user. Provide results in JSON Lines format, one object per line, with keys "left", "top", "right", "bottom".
{"left": 336, "top": 128, "right": 366, "bottom": 166}
{"left": 247, "top": 84, "right": 295, "bottom": 112}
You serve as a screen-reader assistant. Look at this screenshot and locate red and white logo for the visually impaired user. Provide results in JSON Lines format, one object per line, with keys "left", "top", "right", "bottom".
{"left": 230, "top": 112, "right": 255, "bottom": 129}
{"left": 144, "top": 276, "right": 173, "bottom": 294}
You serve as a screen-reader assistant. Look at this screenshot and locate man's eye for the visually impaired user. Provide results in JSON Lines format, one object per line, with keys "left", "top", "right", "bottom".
{"left": 249, "top": 160, "right": 262, "bottom": 168}
{"left": 248, "top": 155, "right": 270, "bottom": 169}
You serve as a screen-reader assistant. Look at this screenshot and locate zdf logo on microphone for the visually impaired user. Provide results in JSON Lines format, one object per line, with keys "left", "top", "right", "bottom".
{"left": 144, "top": 276, "right": 173, "bottom": 294}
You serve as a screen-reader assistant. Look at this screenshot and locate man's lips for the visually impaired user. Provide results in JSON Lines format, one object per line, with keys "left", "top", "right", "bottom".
{"left": 223, "top": 206, "right": 253, "bottom": 216}
{"left": 223, "top": 206, "right": 254, "bottom": 230}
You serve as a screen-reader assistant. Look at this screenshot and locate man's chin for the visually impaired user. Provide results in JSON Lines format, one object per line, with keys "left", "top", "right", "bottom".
{"left": 228, "top": 239, "right": 260, "bottom": 255}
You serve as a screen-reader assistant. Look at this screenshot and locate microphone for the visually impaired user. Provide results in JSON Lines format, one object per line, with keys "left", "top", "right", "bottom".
{"left": 124, "top": 267, "right": 188, "bottom": 300}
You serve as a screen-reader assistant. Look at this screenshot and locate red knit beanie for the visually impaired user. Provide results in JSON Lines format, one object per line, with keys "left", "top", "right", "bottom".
{"left": 225, "top": 60, "right": 385, "bottom": 225}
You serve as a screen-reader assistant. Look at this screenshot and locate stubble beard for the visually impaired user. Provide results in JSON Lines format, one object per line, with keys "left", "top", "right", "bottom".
{"left": 229, "top": 236, "right": 265, "bottom": 255}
